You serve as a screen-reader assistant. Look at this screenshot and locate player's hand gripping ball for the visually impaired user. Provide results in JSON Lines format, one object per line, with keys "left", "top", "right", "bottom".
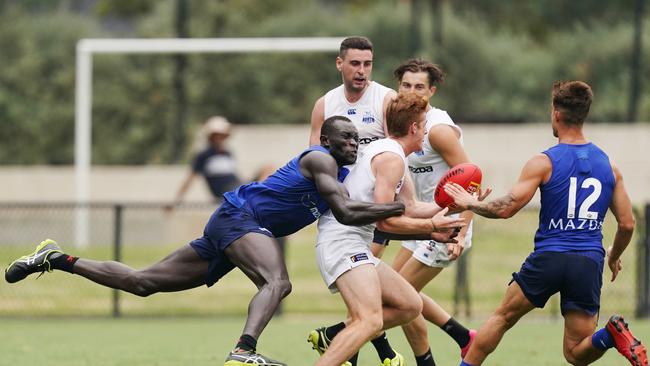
{"left": 434, "top": 163, "right": 482, "bottom": 208}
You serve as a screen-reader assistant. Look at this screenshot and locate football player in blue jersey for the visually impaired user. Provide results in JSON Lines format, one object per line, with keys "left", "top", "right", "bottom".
{"left": 445, "top": 81, "right": 647, "bottom": 366}
{"left": 5, "top": 116, "right": 467, "bottom": 366}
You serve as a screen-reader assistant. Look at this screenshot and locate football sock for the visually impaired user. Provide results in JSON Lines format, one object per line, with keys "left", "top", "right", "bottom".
{"left": 325, "top": 322, "right": 346, "bottom": 340}
{"left": 371, "top": 332, "right": 396, "bottom": 361}
{"left": 348, "top": 352, "right": 359, "bottom": 366}
{"left": 415, "top": 348, "right": 436, "bottom": 366}
{"left": 591, "top": 327, "right": 614, "bottom": 351}
{"left": 441, "top": 317, "right": 471, "bottom": 348}
{"left": 235, "top": 334, "right": 257, "bottom": 352}
{"left": 460, "top": 361, "right": 475, "bottom": 366}
{"left": 48, "top": 254, "right": 79, "bottom": 273}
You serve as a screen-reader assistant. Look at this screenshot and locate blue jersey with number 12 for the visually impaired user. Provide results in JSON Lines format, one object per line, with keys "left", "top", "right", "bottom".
{"left": 533, "top": 143, "right": 615, "bottom": 256}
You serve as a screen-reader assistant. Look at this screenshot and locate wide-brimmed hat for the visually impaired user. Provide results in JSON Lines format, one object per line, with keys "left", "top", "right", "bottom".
{"left": 204, "top": 116, "right": 231, "bottom": 135}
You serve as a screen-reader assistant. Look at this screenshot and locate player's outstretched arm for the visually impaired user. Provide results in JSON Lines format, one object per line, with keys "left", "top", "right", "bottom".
{"left": 607, "top": 162, "right": 635, "bottom": 282}
{"left": 308, "top": 97, "right": 326, "bottom": 146}
{"left": 373, "top": 152, "right": 465, "bottom": 234}
{"left": 301, "top": 151, "right": 405, "bottom": 225}
{"left": 444, "top": 153, "right": 551, "bottom": 219}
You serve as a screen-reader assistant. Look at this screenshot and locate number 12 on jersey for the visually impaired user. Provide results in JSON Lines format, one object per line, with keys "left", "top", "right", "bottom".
{"left": 567, "top": 177, "right": 601, "bottom": 220}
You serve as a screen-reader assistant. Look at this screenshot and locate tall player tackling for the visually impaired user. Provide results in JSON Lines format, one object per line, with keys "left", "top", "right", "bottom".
{"left": 446, "top": 81, "right": 647, "bottom": 366}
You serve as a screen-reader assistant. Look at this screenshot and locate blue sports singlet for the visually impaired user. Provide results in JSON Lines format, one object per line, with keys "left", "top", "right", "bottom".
{"left": 533, "top": 143, "right": 615, "bottom": 256}
{"left": 223, "top": 145, "right": 350, "bottom": 237}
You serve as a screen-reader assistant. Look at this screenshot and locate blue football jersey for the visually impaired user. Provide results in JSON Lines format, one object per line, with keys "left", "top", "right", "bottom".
{"left": 223, "top": 145, "right": 349, "bottom": 237}
{"left": 534, "top": 143, "right": 615, "bottom": 255}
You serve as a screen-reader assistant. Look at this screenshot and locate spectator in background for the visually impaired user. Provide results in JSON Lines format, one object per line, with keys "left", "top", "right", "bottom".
{"left": 172, "top": 116, "right": 241, "bottom": 205}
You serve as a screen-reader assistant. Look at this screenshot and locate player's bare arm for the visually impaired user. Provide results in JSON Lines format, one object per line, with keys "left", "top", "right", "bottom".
{"left": 606, "top": 162, "right": 635, "bottom": 281}
{"left": 396, "top": 170, "right": 443, "bottom": 218}
{"left": 377, "top": 178, "right": 458, "bottom": 242}
{"left": 380, "top": 90, "right": 398, "bottom": 137}
{"left": 309, "top": 96, "right": 326, "bottom": 146}
{"left": 301, "top": 151, "right": 404, "bottom": 225}
{"left": 372, "top": 152, "right": 464, "bottom": 234}
{"left": 445, "top": 153, "right": 551, "bottom": 219}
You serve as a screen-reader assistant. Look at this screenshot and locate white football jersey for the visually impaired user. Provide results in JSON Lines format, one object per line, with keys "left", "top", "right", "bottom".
{"left": 317, "top": 138, "right": 407, "bottom": 246}
{"left": 404, "top": 106, "right": 473, "bottom": 253}
{"left": 323, "top": 81, "right": 392, "bottom": 153}
{"left": 407, "top": 107, "right": 463, "bottom": 203}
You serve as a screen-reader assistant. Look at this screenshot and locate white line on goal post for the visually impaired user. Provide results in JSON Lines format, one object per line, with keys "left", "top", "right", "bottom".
{"left": 74, "top": 37, "right": 344, "bottom": 247}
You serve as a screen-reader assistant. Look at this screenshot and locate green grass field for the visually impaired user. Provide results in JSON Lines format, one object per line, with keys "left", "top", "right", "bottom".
{"left": 1, "top": 209, "right": 648, "bottom": 365}
{"left": 3, "top": 316, "right": 648, "bottom": 365}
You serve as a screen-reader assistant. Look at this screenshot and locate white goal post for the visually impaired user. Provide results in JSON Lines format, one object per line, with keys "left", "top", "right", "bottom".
{"left": 74, "top": 37, "right": 344, "bottom": 247}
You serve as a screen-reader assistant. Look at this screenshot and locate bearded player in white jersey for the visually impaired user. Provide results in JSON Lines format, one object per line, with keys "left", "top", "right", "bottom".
{"left": 308, "top": 36, "right": 408, "bottom": 366}
{"left": 309, "top": 36, "right": 396, "bottom": 149}
{"left": 312, "top": 93, "right": 466, "bottom": 366}
{"left": 378, "top": 59, "right": 476, "bottom": 366}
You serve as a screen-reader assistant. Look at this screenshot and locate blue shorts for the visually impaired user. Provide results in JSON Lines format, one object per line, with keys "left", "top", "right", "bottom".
{"left": 372, "top": 229, "right": 390, "bottom": 246}
{"left": 190, "top": 200, "right": 274, "bottom": 287}
{"left": 512, "top": 251, "right": 603, "bottom": 316}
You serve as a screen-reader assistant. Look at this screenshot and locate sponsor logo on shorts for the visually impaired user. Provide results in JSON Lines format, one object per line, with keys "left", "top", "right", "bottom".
{"left": 258, "top": 227, "right": 272, "bottom": 234}
{"left": 350, "top": 253, "right": 369, "bottom": 263}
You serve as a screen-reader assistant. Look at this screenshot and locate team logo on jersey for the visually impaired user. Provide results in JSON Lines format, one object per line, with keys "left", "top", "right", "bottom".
{"left": 347, "top": 108, "right": 357, "bottom": 115}
{"left": 414, "top": 150, "right": 425, "bottom": 156}
{"left": 301, "top": 193, "right": 321, "bottom": 219}
{"left": 350, "top": 253, "right": 369, "bottom": 263}
{"left": 362, "top": 111, "right": 376, "bottom": 124}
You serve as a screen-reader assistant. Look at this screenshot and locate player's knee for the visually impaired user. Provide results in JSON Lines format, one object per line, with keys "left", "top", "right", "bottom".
{"left": 563, "top": 352, "right": 585, "bottom": 366}
{"left": 349, "top": 305, "right": 383, "bottom": 335}
{"left": 397, "top": 290, "right": 423, "bottom": 322}
{"left": 358, "top": 313, "right": 383, "bottom": 336}
{"left": 269, "top": 277, "right": 292, "bottom": 298}
{"left": 562, "top": 347, "right": 588, "bottom": 366}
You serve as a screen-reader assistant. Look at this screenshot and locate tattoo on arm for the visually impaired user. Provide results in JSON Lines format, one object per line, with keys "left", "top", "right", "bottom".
{"left": 470, "top": 194, "right": 516, "bottom": 218}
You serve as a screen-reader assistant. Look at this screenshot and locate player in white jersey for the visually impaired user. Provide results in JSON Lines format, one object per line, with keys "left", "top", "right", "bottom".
{"left": 308, "top": 36, "right": 405, "bottom": 366}
{"left": 309, "top": 36, "right": 396, "bottom": 150}
{"left": 313, "top": 93, "right": 466, "bottom": 366}
{"left": 377, "top": 59, "right": 476, "bottom": 366}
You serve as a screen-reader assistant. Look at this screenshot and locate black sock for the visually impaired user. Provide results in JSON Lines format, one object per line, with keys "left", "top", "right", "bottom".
{"left": 371, "top": 332, "right": 396, "bottom": 361}
{"left": 235, "top": 334, "right": 257, "bottom": 352}
{"left": 48, "top": 253, "right": 79, "bottom": 273}
{"left": 348, "top": 352, "right": 359, "bottom": 366}
{"left": 440, "top": 317, "right": 470, "bottom": 348}
{"left": 325, "top": 322, "right": 346, "bottom": 341}
{"left": 415, "top": 348, "right": 436, "bottom": 366}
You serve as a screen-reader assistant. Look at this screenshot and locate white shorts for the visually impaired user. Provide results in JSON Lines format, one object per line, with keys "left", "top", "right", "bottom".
{"left": 402, "top": 222, "right": 473, "bottom": 268}
{"left": 316, "top": 239, "right": 380, "bottom": 293}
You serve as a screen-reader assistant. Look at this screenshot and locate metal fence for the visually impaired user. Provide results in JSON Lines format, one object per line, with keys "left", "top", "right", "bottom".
{"left": 0, "top": 202, "right": 647, "bottom": 319}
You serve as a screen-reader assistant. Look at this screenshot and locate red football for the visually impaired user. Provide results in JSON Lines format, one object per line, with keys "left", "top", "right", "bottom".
{"left": 434, "top": 163, "right": 482, "bottom": 208}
